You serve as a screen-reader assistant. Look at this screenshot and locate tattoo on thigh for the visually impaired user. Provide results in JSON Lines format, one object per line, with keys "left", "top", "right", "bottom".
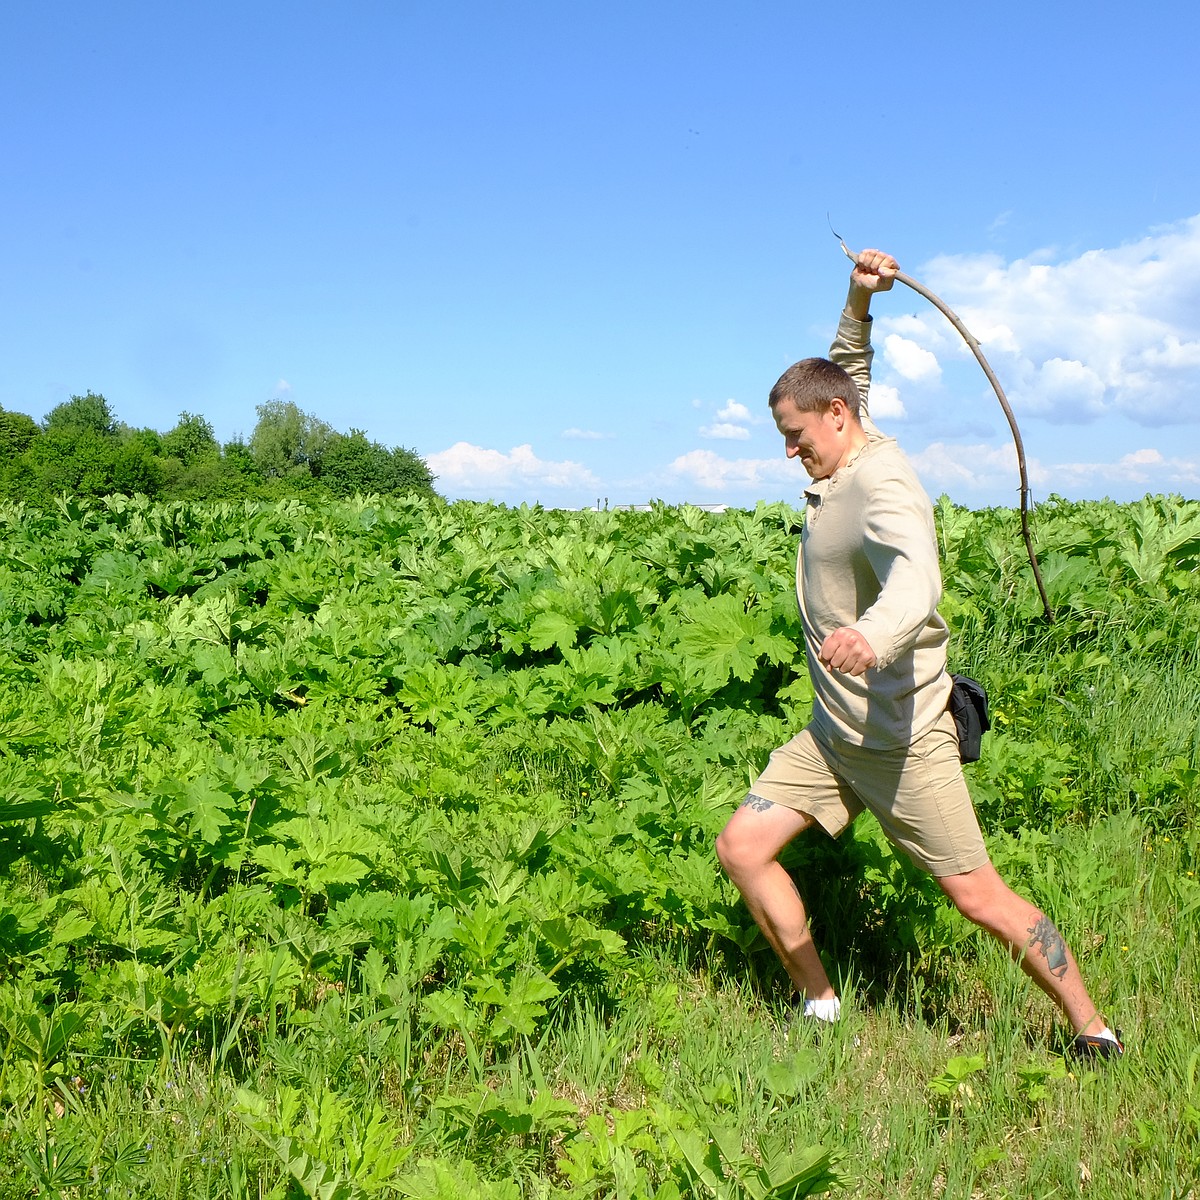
{"left": 739, "top": 793, "right": 775, "bottom": 813}
{"left": 1027, "top": 915, "right": 1069, "bottom": 979}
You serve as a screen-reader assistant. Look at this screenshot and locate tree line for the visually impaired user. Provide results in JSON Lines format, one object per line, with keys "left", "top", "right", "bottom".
{"left": 0, "top": 392, "right": 437, "bottom": 504}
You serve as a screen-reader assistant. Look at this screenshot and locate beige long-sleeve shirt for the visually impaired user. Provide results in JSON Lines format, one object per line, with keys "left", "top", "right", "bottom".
{"left": 797, "top": 313, "right": 952, "bottom": 750}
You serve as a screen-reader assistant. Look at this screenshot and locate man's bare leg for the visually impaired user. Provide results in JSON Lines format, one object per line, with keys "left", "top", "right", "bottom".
{"left": 937, "top": 862, "right": 1107, "bottom": 1036}
{"left": 714, "top": 796, "right": 835, "bottom": 1000}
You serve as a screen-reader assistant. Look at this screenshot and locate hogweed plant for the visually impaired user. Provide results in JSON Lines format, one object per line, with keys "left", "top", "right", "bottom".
{"left": 0, "top": 494, "right": 1196, "bottom": 1195}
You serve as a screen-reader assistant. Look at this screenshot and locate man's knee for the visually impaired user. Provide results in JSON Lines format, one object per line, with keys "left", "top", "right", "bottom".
{"left": 937, "top": 863, "right": 1016, "bottom": 928}
{"left": 714, "top": 825, "right": 743, "bottom": 875}
{"left": 944, "top": 881, "right": 990, "bottom": 926}
{"left": 715, "top": 813, "right": 766, "bottom": 876}
{"left": 716, "top": 798, "right": 812, "bottom": 878}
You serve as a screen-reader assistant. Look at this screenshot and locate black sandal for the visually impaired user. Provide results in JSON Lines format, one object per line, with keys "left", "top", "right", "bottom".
{"left": 1067, "top": 1029, "right": 1124, "bottom": 1061}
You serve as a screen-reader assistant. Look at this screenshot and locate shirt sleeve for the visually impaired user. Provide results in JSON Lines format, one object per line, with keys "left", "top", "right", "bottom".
{"left": 828, "top": 311, "right": 882, "bottom": 439}
{"left": 849, "top": 470, "right": 943, "bottom": 669}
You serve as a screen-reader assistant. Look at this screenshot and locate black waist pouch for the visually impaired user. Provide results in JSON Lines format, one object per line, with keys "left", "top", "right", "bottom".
{"left": 948, "top": 674, "right": 990, "bottom": 763}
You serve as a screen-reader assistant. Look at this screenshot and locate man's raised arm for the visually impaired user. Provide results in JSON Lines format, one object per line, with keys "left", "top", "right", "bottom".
{"left": 828, "top": 249, "right": 899, "bottom": 431}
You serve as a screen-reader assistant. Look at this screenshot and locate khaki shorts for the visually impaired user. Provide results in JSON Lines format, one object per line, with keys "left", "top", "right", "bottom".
{"left": 748, "top": 710, "right": 989, "bottom": 877}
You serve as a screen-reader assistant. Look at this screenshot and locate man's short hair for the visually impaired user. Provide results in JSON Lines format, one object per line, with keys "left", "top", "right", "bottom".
{"left": 769, "top": 357, "right": 861, "bottom": 418}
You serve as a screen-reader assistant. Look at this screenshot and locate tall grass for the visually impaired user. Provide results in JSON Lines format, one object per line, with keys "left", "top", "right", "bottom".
{"left": 4, "top": 819, "right": 1194, "bottom": 1196}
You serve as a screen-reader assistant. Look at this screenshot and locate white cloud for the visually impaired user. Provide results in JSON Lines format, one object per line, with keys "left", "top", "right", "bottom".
{"left": 1020, "top": 357, "right": 1107, "bottom": 420}
{"left": 696, "top": 397, "right": 759, "bottom": 441}
{"left": 883, "top": 334, "right": 941, "bottom": 382}
{"left": 884, "top": 314, "right": 938, "bottom": 340}
{"left": 274, "top": 379, "right": 292, "bottom": 396}
{"left": 1054, "top": 448, "right": 1200, "bottom": 489}
{"left": 964, "top": 320, "right": 1021, "bottom": 355}
{"left": 700, "top": 422, "right": 752, "bottom": 440}
{"left": 866, "top": 382, "right": 907, "bottom": 420}
{"left": 716, "top": 399, "right": 753, "bottom": 422}
{"left": 427, "top": 442, "right": 599, "bottom": 492}
{"left": 1138, "top": 335, "right": 1200, "bottom": 371}
{"left": 665, "top": 449, "right": 796, "bottom": 491}
{"left": 561, "top": 427, "right": 612, "bottom": 440}
{"left": 878, "top": 215, "right": 1200, "bottom": 425}
{"left": 908, "top": 442, "right": 1028, "bottom": 493}
{"left": 908, "top": 440, "right": 1200, "bottom": 495}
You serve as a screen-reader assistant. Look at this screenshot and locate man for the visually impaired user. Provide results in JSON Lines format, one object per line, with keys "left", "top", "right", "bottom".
{"left": 714, "top": 249, "right": 1121, "bottom": 1058}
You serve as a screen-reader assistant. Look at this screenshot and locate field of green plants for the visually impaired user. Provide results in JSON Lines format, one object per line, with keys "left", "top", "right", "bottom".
{"left": 1, "top": 492, "right": 1198, "bottom": 1198}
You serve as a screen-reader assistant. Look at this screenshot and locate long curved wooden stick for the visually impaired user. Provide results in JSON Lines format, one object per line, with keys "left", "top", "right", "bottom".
{"left": 838, "top": 239, "right": 1054, "bottom": 623}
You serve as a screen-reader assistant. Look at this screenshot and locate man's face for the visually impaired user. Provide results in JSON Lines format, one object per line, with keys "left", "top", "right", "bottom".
{"left": 772, "top": 397, "right": 850, "bottom": 480}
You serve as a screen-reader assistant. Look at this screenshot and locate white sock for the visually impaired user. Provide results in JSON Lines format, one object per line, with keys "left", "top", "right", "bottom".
{"left": 801, "top": 996, "right": 841, "bottom": 1023}
{"left": 1091, "top": 1026, "right": 1121, "bottom": 1045}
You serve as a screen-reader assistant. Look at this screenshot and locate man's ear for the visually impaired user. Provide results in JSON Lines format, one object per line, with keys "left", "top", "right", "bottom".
{"left": 828, "top": 397, "right": 849, "bottom": 426}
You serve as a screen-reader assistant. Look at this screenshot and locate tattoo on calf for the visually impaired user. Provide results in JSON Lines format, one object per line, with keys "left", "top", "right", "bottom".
{"left": 1027, "top": 915, "right": 1069, "bottom": 979}
{"left": 739, "top": 793, "right": 775, "bottom": 813}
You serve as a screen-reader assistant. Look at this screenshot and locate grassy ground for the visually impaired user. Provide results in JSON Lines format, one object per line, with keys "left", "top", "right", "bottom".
{"left": 3, "top": 812, "right": 1195, "bottom": 1199}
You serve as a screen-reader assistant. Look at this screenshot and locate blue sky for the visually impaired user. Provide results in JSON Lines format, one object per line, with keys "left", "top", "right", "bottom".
{"left": 3, "top": 2, "right": 1198, "bottom": 509}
